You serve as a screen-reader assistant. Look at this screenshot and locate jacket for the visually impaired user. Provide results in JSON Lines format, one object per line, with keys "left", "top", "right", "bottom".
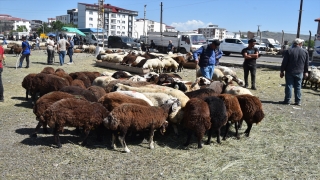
{"left": 281, "top": 46, "right": 309, "bottom": 74}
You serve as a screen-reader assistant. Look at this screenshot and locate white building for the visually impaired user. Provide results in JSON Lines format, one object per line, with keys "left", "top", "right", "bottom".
{"left": 225, "top": 31, "right": 236, "bottom": 38}
{"left": 48, "top": 18, "right": 56, "bottom": 24}
{"left": 0, "top": 14, "right": 31, "bottom": 33}
{"left": 198, "top": 25, "right": 226, "bottom": 40}
{"left": 56, "top": 15, "right": 70, "bottom": 24}
{"left": 77, "top": 3, "right": 138, "bottom": 37}
{"left": 134, "top": 18, "right": 167, "bottom": 38}
{"left": 67, "top": 9, "right": 78, "bottom": 25}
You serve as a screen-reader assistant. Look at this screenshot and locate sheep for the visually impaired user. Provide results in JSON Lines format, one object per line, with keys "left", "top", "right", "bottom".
{"left": 116, "top": 91, "right": 154, "bottom": 106}
{"left": 161, "top": 57, "right": 179, "bottom": 73}
{"left": 98, "top": 92, "right": 151, "bottom": 111}
{"left": 30, "top": 73, "right": 70, "bottom": 103}
{"left": 142, "top": 58, "right": 164, "bottom": 73}
{"left": 40, "top": 67, "right": 55, "bottom": 74}
{"left": 196, "top": 68, "right": 224, "bottom": 81}
{"left": 167, "top": 81, "right": 200, "bottom": 92}
{"left": 131, "top": 56, "right": 146, "bottom": 67}
{"left": 133, "top": 59, "right": 148, "bottom": 68}
{"left": 92, "top": 76, "right": 116, "bottom": 89}
{"left": 185, "top": 88, "right": 219, "bottom": 99}
{"left": 59, "top": 86, "right": 98, "bottom": 102}
{"left": 142, "top": 92, "right": 177, "bottom": 106}
{"left": 308, "top": 67, "right": 320, "bottom": 90}
{"left": 70, "top": 79, "right": 86, "bottom": 89}
{"left": 216, "top": 94, "right": 243, "bottom": 140}
{"left": 106, "top": 79, "right": 150, "bottom": 93}
{"left": 143, "top": 72, "right": 159, "bottom": 81}
{"left": 224, "top": 85, "right": 253, "bottom": 96}
{"left": 216, "top": 66, "right": 237, "bottom": 77}
{"left": 103, "top": 100, "right": 180, "bottom": 152}
{"left": 21, "top": 73, "right": 37, "bottom": 100}
{"left": 149, "top": 73, "right": 182, "bottom": 85}
{"left": 54, "top": 71, "right": 73, "bottom": 84}
{"left": 236, "top": 95, "right": 265, "bottom": 137}
{"left": 86, "top": 86, "right": 107, "bottom": 101}
{"left": 101, "top": 71, "right": 114, "bottom": 77}
{"left": 43, "top": 98, "right": 109, "bottom": 148}
{"left": 172, "top": 56, "right": 187, "bottom": 72}
{"left": 183, "top": 98, "right": 211, "bottom": 148}
{"left": 128, "top": 75, "right": 147, "bottom": 82}
{"left": 81, "top": 71, "right": 101, "bottom": 84}
{"left": 203, "top": 96, "right": 228, "bottom": 144}
{"left": 31, "top": 91, "right": 85, "bottom": 137}
{"left": 195, "top": 77, "right": 212, "bottom": 86}
{"left": 111, "top": 71, "right": 133, "bottom": 79}
{"left": 69, "top": 72, "right": 91, "bottom": 88}
{"left": 121, "top": 54, "right": 137, "bottom": 65}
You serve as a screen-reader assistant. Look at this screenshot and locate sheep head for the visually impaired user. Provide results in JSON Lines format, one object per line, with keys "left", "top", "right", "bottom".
{"left": 160, "top": 121, "right": 169, "bottom": 135}
{"left": 103, "top": 113, "right": 119, "bottom": 131}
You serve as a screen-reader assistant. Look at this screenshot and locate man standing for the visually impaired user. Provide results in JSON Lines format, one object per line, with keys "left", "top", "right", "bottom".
{"left": 19, "top": 36, "right": 31, "bottom": 68}
{"left": 241, "top": 39, "right": 259, "bottom": 90}
{"left": 57, "top": 34, "right": 70, "bottom": 66}
{"left": 193, "top": 40, "right": 223, "bottom": 79}
{"left": 35, "top": 35, "right": 40, "bottom": 50}
{"left": 67, "top": 36, "right": 74, "bottom": 65}
{"left": 46, "top": 35, "right": 55, "bottom": 65}
{"left": 280, "top": 38, "right": 309, "bottom": 106}
{"left": 0, "top": 44, "right": 4, "bottom": 102}
{"left": 167, "top": 40, "right": 174, "bottom": 53}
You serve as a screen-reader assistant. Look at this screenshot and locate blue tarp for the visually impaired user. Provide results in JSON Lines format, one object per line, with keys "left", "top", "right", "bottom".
{"left": 77, "top": 28, "right": 105, "bottom": 33}
{"left": 46, "top": 33, "right": 56, "bottom": 37}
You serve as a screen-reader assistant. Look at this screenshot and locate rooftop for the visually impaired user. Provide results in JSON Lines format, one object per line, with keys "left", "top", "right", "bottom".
{"left": 79, "top": 2, "right": 138, "bottom": 15}
{"left": 0, "top": 14, "right": 29, "bottom": 21}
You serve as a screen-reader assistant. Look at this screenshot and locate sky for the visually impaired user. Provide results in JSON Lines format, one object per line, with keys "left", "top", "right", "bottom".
{"left": 0, "top": 0, "right": 319, "bottom": 35}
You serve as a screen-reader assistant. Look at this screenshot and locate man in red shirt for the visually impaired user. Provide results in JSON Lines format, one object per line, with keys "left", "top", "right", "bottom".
{"left": 0, "top": 45, "right": 4, "bottom": 102}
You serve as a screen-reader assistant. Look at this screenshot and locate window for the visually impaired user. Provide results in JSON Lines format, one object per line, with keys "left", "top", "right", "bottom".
{"left": 89, "top": 17, "right": 93, "bottom": 21}
{"left": 117, "top": 20, "right": 120, "bottom": 23}
{"left": 89, "top": 24, "right": 93, "bottom": 27}
{"left": 111, "top": 25, "right": 115, "bottom": 29}
{"left": 111, "top": 20, "right": 116, "bottom": 23}
{"left": 122, "top": 15, "right": 126, "bottom": 18}
{"left": 117, "top": 31, "right": 120, "bottom": 34}
{"left": 117, "top": 26, "right": 120, "bottom": 29}
{"left": 225, "top": 39, "right": 236, "bottom": 43}
{"left": 122, "top": 21, "right": 125, "bottom": 24}
{"left": 89, "top": 11, "right": 93, "bottom": 15}
{"left": 122, "top": 26, "right": 125, "bottom": 29}
{"left": 117, "top": 14, "right": 120, "bottom": 18}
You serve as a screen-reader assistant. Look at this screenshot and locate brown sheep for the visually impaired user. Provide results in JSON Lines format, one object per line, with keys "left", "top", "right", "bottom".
{"left": 81, "top": 71, "right": 101, "bottom": 84}
{"left": 172, "top": 56, "right": 187, "bottom": 72}
{"left": 98, "top": 92, "right": 150, "bottom": 111}
{"left": 236, "top": 95, "right": 265, "bottom": 137}
{"left": 121, "top": 54, "right": 137, "bottom": 65}
{"left": 69, "top": 72, "right": 91, "bottom": 88}
{"left": 217, "top": 94, "right": 243, "bottom": 140}
{"left": 31, "top": 91, "right": 85, "bottom": 137}
{"left": 87, "top": 86, "right": 106, "bottom": 101}
{"left": 103, "top": 100, "right": 179, "bottom": 152}
{"left": 11, "top": 44, "right": 22, "bottom": 56}
{"left": 60, "top": 86, "right": 98, "bottom": 102}
{"left": 30, "top": 73, "right": 70, "bottom": 103}
{"left": 185, "top": 88, "right": 219, "bottom": 99}
{"left": 71, "top": 79, "right": 86, "bottom": 89}
{"left": 183, "top": 98, "right": 211, "bottom": 148}
{"left": 22, "top": 73, "right": 37, "bottom": 100}
{"left": 54, "top": 71, "right": 73, "bottom": 84}
{"left": 43, "top": 98, "right": 109, "bottom": 148}
{"left": 73, "top": 49, "right": 83, "bottom": 53}
{"left": 40, "top": 67, "right": 55, "bottom": 74}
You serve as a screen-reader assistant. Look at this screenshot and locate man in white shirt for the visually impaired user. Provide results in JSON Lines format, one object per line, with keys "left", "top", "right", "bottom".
{"left": 36, "top": 36, "right": 40, "bottom": 50}
{"left": 46, "top": 35, "right": 55, "bottom": 65}
{"left": 57, "top": 34, "right": 70, "bottom": 66}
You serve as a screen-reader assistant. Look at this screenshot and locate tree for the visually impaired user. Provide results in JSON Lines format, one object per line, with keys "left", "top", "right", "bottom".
{"left": 51, "top": 21, "right": 64, "bottom": 31}
{"left": 16, "top": 25, "right": 28, "bottom": 32}
{"left": 36, "top": 23, "right": 51, "bottom": 35}
{"left": 304, "top": 40, "right": 315, "bottom": 48}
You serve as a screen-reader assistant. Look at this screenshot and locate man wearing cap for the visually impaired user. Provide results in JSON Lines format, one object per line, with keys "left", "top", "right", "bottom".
{"left": 46, "top": 35, "right": 55, "bottom": 65}
{"left": 57, "top": 34, "right": 70, "bottom": 66}
{"left": 280, "top": 38, "right": 309, "bottom": 106}
{"left": 193, "top": 40, "right": 223, "bottom": 79}
{"left": 241, "top": 39, "right": 259, "bottom": 90}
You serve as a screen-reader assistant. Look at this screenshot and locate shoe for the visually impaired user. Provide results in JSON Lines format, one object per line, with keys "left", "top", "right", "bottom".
{"left": 244, "top": 84, "right": 248, "bottom": 88}
{"left": 25, "top": 66, "right": 29, "bottom": 68}
{"left": 279, "top": 101, "right": 290, "bottom": 105}
{"left": 18, "top": 66, "right": 22, "bottom": 68}
{"left": 67, "top": 62, "right": 73, "bottom": 65}
{"left": 251, "top": 87, "right": 257, "bottom": 90}
{"left": 293, "top": 102, "right": 301, "bottom": 106}
{"left": 0, "top": 99, "right": 4, "bottom": 102}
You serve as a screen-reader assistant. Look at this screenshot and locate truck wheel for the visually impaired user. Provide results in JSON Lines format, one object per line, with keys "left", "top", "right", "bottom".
{"left": 179, "top": 48, "right": 187, "bottom": 54}
{"left": 224, "top": 52, "right": 231, "bottom": 56}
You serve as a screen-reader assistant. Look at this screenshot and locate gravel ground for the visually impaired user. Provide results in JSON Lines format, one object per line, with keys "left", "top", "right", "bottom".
{"left": 0, "top": 51, "right": 320, "bottom": 179}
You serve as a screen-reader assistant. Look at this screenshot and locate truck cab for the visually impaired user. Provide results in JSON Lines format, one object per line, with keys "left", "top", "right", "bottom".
{"left": 78, "top": 28, "right": 108, "bottom": 46}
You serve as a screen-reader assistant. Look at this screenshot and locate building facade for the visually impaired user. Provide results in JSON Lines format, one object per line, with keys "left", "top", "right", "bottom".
{"left": 0, "top": 14, "right": 31, "bottom": 33}
{"left": 47, "top": 18, "right": 56, "bottom": 25}
{"left": 30, "top": 20, "right": 43, "bottom": 32}
{"left": 67, "top": 9, "right": 78, "bottom": 25}
{"left": 77, "top": 3, "right": 138, "bottom": 37}
{"left": 134, "top": 18, "right": 167, "bottom": 38}
{"left": 56, "top": 15, "right": 70, "bottom": 24}
{"left": 198, "top": 25, "right": 226, "bottom": 40}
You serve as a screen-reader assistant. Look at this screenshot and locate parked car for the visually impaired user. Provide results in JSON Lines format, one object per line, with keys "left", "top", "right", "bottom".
{"left": 220, "top": 38, "right": 265, "bottom": 56}
{"left": 108, "top": 36, "right": 140, "bottom": 49}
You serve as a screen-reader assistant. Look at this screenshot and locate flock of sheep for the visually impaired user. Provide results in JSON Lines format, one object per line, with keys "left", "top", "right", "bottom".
{"left": 22, "top": 63, "right": 265, "bottom": 153}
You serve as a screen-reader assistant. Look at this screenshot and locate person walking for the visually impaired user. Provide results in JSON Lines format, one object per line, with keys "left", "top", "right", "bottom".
{"left": 67, "top": 36, "right": 74, "bottom": 65}
{"left": 57, "top": 34, "right": 70, "bottom": 66}
{"left": 19, "top": 36, "right": 31, "bottom": 68}
{"left": 46, "top": 35, "right": 55, "bottom": 65}
{"left": 35, "top": 35, "right": 40, "bottom": 50}
{"left": 0, "top": 44, "right": 4, "bottom": 102}
{"left": 280, "top": 38, "right": 309, "bottom": 106}
{"left": 192, "top": 40, "right": 223, "bottom": 79}
{"left": 167, "top": 40, "right": 174, "bottom": 53}
{"left": 241, "top": 38, "right": 259, "bottom": 90}
{"left": 2, "top": 37, "right": 8, "bottom": 45}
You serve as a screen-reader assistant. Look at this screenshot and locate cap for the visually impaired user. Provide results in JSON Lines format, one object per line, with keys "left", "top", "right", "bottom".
{"left": 49, "top": 35, "right": 54, "bottom": 38}
{"left": 293, "top": 38, "right": 304, "bottom": 44}
{"left": 248, "top": 39, "right": 256, "bottom": 43}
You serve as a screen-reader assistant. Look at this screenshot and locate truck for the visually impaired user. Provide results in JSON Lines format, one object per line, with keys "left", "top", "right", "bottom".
{"left": 219, "top": 38, "right": 266, "bottom": 56}
{"left": 12, "top": 32, "right": 29, "bottom": 40}
{"left": 142, "top": 31, "right": 207, "bottom": 54}
{"left": 312, "top": 18, "right": 320, "bottom": 61}
{"left": 77, "top": 28, "right": 108, "bottom": 46}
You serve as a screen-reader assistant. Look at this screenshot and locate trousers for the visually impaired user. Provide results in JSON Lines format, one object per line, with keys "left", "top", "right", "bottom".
{"left": 0, "top": 68, "right": 3, "bottom": 100}
{"left": 200, "top": 64, "right": 215, "bottom": 80}
{"left": 19, "top": 54, "right": 30, "bottom": 67}
{"left": 243, "top": 63, "right": 256, "bottom": 87}
{"left": 284, "top": 72, "right": 303, "bottom": 103}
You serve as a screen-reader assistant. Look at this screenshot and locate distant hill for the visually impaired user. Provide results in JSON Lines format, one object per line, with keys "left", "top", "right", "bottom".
{"left": 239, "top": 31, "right": 312, "bottom": 44}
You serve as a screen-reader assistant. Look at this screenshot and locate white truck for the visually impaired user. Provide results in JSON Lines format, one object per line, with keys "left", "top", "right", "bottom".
{"left": 142, "top": 31, "right": 207, "bottom": 54}
{"left": 312, "top": 34, "right": 320, "bottom": 61}
{"left": 78, "top": 28, "right": 108, "bottom": 46}
{"left": 12, "top": 32, "right": 29, "bottom": 40}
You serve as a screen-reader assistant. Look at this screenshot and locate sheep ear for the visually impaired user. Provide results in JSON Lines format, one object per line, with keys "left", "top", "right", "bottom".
{"left": 171, "top": 102, "right": 178, "bottom": 112}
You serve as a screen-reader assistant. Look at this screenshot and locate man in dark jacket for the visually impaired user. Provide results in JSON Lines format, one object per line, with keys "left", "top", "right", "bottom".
{"left": 193, "top": 40, "right": 223, "bottom": 79}
{"left": 280, "top": 38, "right": 309, "bottom": 106}
{"left": 241, "top": 39, "right": 259, "bottom": 90}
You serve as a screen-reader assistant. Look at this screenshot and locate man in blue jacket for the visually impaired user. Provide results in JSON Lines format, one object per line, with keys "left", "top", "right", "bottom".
{"left": 19, "top": 36, "right": 31, "bottom": 68}
{"left": 193, "top": 40, "right": 223, "bottom": 79}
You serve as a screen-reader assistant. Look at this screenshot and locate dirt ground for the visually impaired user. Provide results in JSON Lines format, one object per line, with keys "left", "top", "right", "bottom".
{"left": 0, "top": 51, "right": 319, "bottom": 179}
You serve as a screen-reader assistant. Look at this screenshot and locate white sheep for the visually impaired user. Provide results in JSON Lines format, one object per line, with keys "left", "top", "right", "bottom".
{"left": 216, "top": 66, "right": 237, "bottom": 77}
{"left": 142, "top": 58, "right": 164, "bottom": 73}
{"left": 116, "top": 91, "right": 154, "bottom": 106}
{"left": 92, "top": 76, "right": 115, "bottom": 89}
{"left": 161, "top": 57, "right": 179, "bottom": 73}
{"left": 128, "top": 75, "right": 147, "bottom": 82}
{"left": 224, "top": 85, "right": 253, "bottom": 96}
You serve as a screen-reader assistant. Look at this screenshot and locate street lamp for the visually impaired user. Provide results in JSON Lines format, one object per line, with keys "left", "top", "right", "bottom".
{"left": 39, "top": 24, "right": 44, "bottom": 34}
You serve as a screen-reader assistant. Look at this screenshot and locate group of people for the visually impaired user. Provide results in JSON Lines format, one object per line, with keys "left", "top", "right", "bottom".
{"left": 192, "top": 37, "right": 309, "bottom": 106}
{"left": 46, "top": 34, "right": 74, "bottom": 66}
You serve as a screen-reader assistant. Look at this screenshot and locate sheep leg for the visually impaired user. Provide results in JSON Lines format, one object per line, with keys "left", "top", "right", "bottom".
{"left": 25, "top": 90, "right": 29, "bottom": 100}
{"left": 42, "top": 122, "right": 49, "bottom": 134}
{"left": 222, "top": 122, "right": 231, "bottom": 140}
{"left": 183, "top": 130, "right": 192, "bottom": 147}
{"left": 216, "top": 128, "right": 222, "bottom": 144}
{"left": 244, "top": 123, "right": 253, "bottom": 137}
{"left": 53, "top": 127, "right": 62, "bottom": 148}
{"left": 206, "top": 128, "right": 213, "bottom": 145}
{"left": 149, "top": 129, "right": 155, "bottom": 149}
{"left": 238, "top": 120, "right": 243, "bottom": 129}
{"left": 118, "top": 131, "right": 130, "bottom": 153}
{"left": 81, "top": 130, "right": 90, "bottom": 146}
{"left": 235, "top": 122, "right": 240, "bottom": 139}
{"left": 111, "top": 133, "right": 117, "bottom": 149}
{"left": 31, "top": 121, "right": 43, "bottom": 137}
{"left": 196, "top": 132, "right": 203, "bottom": 148}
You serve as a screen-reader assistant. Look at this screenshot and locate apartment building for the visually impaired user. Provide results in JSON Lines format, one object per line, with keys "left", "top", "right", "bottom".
{"left": 198, "top": 25, "right": 226, "bottom": 40}
{"left": 56, "top": 15, "right": 70, "bottom": 24}
{"left": 0, "top": 14, "right": 31, "bottom": 33}
{"left": 67, "top": 9, "right": 78, "bottom": 25}
{"left": 77, "top": 3, "right": 138, "bottom": 37}
{"left": 48, "top": 18, "right": 56, "bottom": 24}
{"left": 134, "top": 18, "right": 167, "bottom": 38}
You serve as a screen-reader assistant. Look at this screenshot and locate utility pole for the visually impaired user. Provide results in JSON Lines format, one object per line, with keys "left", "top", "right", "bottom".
{"left": 296, "top": 0, "right": 303, "bottom": 38}
{"left": 160, "top": 2, "right": 163, "bottom": 36}
{"left": 281, "top": 30, "right": 284, "bottom": 45}
{"left": 143, "top": 5, "right": 146, "bottom": 43}
{"left": 98, "top": 0, "right": 104, "bottom": 47}
{"left": 257, "top": 25, "right": 261, "bottom": 38}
